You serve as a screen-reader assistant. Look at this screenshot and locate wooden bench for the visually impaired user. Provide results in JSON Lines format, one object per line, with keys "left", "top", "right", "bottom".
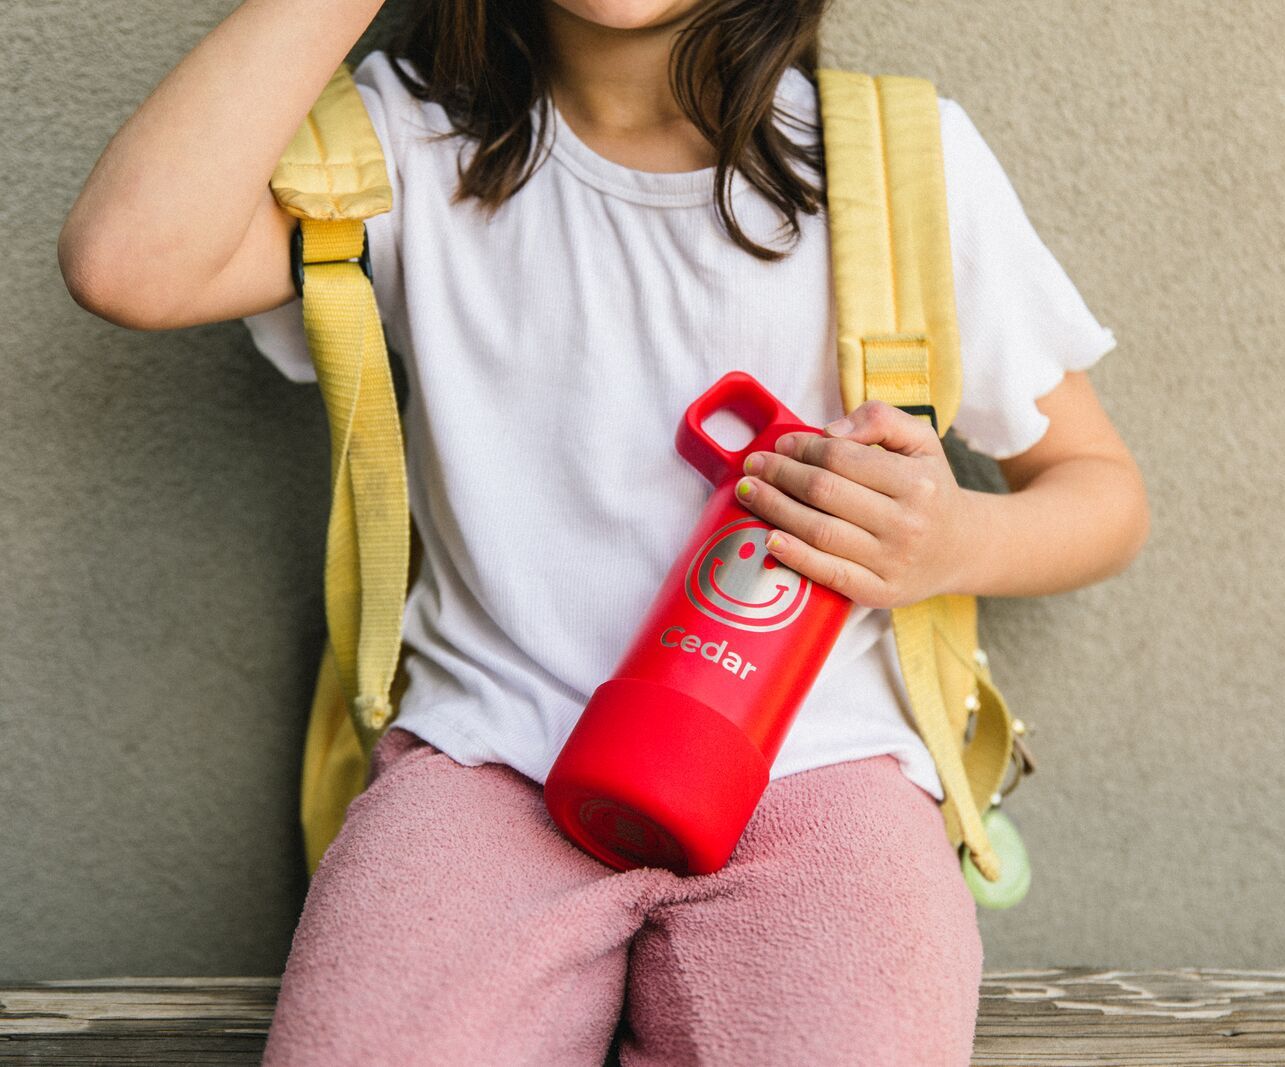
{"left": 3, "top": 969, "right": 1284, "bottom": 1065}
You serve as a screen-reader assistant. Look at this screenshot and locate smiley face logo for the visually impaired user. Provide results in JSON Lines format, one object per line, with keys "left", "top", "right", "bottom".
{"left": 684, "top": 517, "right": 810, "bottom": 632}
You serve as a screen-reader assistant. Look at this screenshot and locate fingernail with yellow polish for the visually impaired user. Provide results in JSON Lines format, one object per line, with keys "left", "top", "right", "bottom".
{"left": 736, "top": 477, "right": 754, "bottom": 500}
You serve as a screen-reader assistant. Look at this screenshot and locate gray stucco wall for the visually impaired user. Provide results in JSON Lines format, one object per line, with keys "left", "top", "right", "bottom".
{"left": 3, "top": 1, "right": 1281, "bottom": 979}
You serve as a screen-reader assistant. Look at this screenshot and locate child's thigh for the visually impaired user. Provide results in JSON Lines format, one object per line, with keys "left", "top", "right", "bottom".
{"left": 618, "top": 754, "right": 983, "bottom": 1067}
{"left": 264, "top": 727, "right": 657, "bottom": 1067}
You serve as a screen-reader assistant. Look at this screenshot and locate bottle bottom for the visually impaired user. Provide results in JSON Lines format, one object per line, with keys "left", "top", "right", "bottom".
{"left": 543, "top": 676, "right": 770, "bottom": 876}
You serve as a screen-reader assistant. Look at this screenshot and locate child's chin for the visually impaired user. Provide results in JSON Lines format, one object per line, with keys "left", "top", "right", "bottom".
{"left": 548, "top": 0, "right": 707, "bottom": 33}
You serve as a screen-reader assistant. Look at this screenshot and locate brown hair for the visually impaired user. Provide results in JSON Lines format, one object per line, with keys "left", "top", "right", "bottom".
{"left": 384, "top": 0, "right": 831, "bottom": 261}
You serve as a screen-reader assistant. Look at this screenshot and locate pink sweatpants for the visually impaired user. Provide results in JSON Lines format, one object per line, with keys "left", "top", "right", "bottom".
{"left": 262, "top": 726, "right": 983, "bottom": 1066}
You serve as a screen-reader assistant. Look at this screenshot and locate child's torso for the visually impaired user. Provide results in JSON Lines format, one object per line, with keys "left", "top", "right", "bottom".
{"left": 381, "top": 65, "right": 943, "bottom": 796}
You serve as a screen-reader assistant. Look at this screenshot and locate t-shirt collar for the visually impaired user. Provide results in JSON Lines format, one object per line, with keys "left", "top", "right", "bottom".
{"left": 538, "top": 67, "right": 815, "bottom": 208}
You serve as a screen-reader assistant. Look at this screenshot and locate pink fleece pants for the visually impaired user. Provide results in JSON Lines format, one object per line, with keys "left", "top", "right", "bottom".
{"left": 262, "top": 726, "right": 983, "bottom": 1066}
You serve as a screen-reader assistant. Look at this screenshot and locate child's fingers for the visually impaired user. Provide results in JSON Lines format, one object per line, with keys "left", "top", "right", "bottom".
{"left": 767, "top": 429, "right": 918, "bottom": 500}
{"left": 822, "top": 399, "right": 941, "bottom": 459}
{"left": 737, "top": 474, "right": 882, "bottom": 564}
{"left": 742, "top": 449, "right": 898, "bottom": 535}
{"left": 762, "top": 527, "right": 890, "bottom": 608}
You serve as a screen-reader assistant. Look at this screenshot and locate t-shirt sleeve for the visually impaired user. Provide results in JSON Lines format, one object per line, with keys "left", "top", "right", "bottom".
{"left": 938, "top": 96, "right": 1118, "bottom": 459}
{"left": 240, "top": 51, "right": 407, "bottom": 384}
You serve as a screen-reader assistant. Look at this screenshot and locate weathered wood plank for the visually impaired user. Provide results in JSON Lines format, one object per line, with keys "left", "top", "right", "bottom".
{"left": 1, "top": 970, "right": 1283, "bottom": 1066}
{"left": 0, "top": 979, "right": 273, "bottom": 1066}
{"left": 973, "top": 968, "right": 1285, "bottom": 1066}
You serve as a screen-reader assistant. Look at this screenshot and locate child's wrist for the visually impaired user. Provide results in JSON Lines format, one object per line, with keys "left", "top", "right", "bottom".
{"left": 944, "top": 488, "right": 997, "bottom": 598}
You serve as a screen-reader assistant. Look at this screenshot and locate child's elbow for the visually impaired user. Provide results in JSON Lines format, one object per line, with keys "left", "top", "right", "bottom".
{"left": 58, "top": 219, "right": 170, "bottom": 331}
{"left": 1112, "top": 457, "right": 1152, "bottom": 577}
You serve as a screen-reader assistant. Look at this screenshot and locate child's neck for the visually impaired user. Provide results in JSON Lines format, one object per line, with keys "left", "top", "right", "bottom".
{"left": 542, "top": 1, "right": 719, "bottom": 175}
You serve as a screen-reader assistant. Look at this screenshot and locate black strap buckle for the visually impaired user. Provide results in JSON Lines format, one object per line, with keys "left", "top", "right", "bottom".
{"left": 897, "top": 404, "right": 939, "bottom": 434}
{"left": 290, "top": 221, "right": 373, "bottom": 299}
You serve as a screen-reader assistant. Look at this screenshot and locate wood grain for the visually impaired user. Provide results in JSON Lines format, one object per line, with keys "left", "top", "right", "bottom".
{"left": 0, "top": 978, "right": 274, "bottom": 1066}
{"left": 2, "top": 969, "right": 1283, "bottom": 1065}
{"left": 974, "top": 968, "right": 1285, "bottom": 1066}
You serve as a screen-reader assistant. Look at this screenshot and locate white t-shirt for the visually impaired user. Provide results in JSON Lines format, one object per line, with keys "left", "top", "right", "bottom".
{"left": 243, "top": 50, "right": 1117, "bottom": 801}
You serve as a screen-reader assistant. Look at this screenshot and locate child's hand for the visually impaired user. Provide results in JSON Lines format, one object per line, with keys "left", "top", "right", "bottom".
{"left": 733, "top": 400, "right": 969, "bottom": 609}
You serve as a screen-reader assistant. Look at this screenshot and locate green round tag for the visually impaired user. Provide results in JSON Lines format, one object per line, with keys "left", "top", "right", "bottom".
{"left": 962, "top": 808, "right": 1031, "bottom": 910}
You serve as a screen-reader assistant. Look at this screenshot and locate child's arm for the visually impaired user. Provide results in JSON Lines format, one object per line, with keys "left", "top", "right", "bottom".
{"left": 58, "top": 0, "right": 386, "bottom": 331}
{"left": 954, "top": 369, "right": 1149, "bottom": 597}
{"left": 734, "top": 368, "right": 1149, "bottom": 607}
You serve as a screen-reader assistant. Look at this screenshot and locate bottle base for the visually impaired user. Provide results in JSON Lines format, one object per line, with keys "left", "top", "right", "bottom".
{"left": 544, "top": 677, "right": 770, "bottom": 876}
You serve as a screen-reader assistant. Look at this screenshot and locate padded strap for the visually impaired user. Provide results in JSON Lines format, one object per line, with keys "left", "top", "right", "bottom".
{"left": 271, "top": 65, "right": 409, "bottom": 759}
{"left": 271, "top": 65, "right": 393, "bottom": 222}
{"left": 816, "top": 68, "right": 1002, "bottom": 881}
{"left": 815, "top": 70, "right": 963, "bottom": 433}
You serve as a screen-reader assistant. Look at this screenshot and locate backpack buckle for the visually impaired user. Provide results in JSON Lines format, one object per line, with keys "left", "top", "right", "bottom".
{"left": 291, "top": 221, "right": 373, "bottom": 299}
{"left": 897, "top": 404, "right": 939, "bottom": 433}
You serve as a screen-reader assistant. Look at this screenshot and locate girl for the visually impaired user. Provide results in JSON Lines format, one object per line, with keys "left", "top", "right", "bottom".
{"left": 59, "top": 0, "right": 1150, "bottom": 1063}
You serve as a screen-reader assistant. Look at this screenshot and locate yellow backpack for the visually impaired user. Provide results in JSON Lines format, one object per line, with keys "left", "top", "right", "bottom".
{"left": 270, "top": 63, "right": 1037, "bottom": 906}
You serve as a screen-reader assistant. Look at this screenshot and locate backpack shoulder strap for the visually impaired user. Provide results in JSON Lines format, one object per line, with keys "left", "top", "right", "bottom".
{"left": 270, "top": 64, "right": 410, "bottom": 844}
{"left": 815, "top": 69, "right": 1010, "bottom": 883}
{"left": 814, "top": 70, "right": 962, "bottom": 432}
{"left": 272, "top": 62, "right": 393, "bottom": 221}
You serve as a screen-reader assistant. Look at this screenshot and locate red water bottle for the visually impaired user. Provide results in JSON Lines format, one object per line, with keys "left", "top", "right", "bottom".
{"left": 544, "top": 370, "right": 853, "bottom": 875}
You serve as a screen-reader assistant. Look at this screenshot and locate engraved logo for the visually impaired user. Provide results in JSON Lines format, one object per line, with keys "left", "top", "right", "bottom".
{"left": 683, "top": 517, "right": 810, "bottom": 632}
